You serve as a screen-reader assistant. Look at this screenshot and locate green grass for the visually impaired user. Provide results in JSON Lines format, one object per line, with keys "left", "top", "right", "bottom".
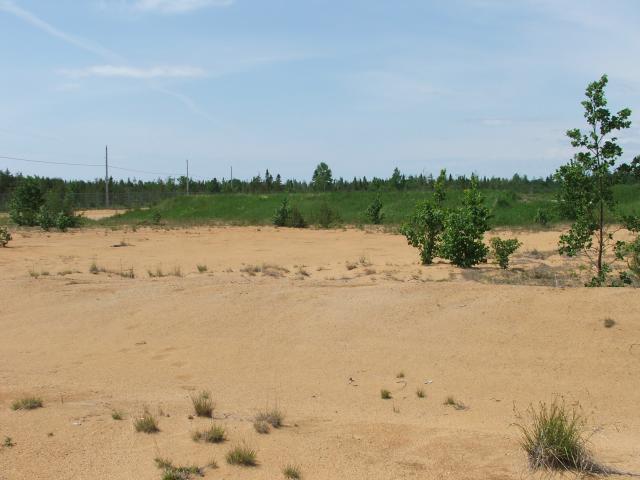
{"left": 134, "top": 409, "right": 159, "bottom": 433}
{"left": 192, "top": 424, "right": 226, "bottom": 443}
{"left": 226, "top": 443, "right": 257, "bottom": 467}
{"left": 154, "top": 457, "right": 202, "bottom": 480}
{"left": 380, "top": 389, "right": 392, "bottom": 400}
{"left": 283, "top": 464, "right": 303, "bottom": 479}
{"left": 191, "top": 391, "right": 213, "bottom": 418}
{"left": 11, "top": 396, "right": 43, "bottom": 411}
{"left": 516, "top": 400, "right": 604, "bottom": 473}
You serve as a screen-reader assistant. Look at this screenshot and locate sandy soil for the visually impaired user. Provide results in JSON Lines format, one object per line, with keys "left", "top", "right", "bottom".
{"left": 0, "top": 226, "right": 639, "bottom": 479}
{"left": 77, "top": 209, "right": 128, "bottom": 220}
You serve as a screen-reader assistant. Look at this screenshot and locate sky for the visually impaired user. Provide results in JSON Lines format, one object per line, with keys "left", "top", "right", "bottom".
{"left": 1, "top": 0, "right": 639, "bottom": 182}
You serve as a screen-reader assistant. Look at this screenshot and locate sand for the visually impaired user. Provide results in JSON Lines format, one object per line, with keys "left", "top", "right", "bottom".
{"left": 1, "top": 226, "right": 639, "bottom": 479}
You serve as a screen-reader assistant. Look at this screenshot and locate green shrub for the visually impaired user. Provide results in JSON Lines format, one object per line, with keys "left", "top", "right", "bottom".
{"left": 516, "top": 401, "right": 597, "bottom": 472}
{"left": 255, "top": 408, "right": 284, "bottom": 428}
{"left": 490, "top": 237, "right": 522, "bottom": 269}
{"left": 317, "top": 202, "right": 338, "bottom": 228}
{"left": 283, "top": 464, "right": 303, "bottom": 479}
{"left": 366, "top": 196, "right": 383, "bottom": 224}
{"left": 154, "top": 458, "right": 202, "bottom": 480}
{"left": 440, "top": 178, "right": 490, "bottom": 268}
{"left": 534, "top": 208, "right": 551, "bottom": 227}
{"left": 151, "top": 210, "right": 162, "bottom": 225}
{"left": 401, "top": 200, "right": 445, "bottom": 265}
{"left": 380, "top": 389, "right": 392, "bottom": 400}
{"left": 273, "top": 198, "right": 291, "bottom": 227}
{"left": 0, "top": 226, "right": 11, "bottom": 247}
{"left": 37, "top": 205, "right": 56, "bottom": 231}
{"left": 289, "top": 206, "right": 307, "bottom": 228}
{"left": 9, "top": 177, "right": 44, "bottom": 226}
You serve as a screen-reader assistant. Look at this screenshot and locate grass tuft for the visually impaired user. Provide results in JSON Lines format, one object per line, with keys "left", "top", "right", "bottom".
{"left": 255, "top": 407, "right": 284, "bottom": 428}
{"left": 191, "top": 391, "right": 213, "bottom": 418}
{"left": 253, "top": 419, "right": 270, "bottom": 434}
{"left": 283, "top": 464, "right": 303, "bottom": 479}
{"left": 11, "top": 396, "right": 43, "bottom": 411}
{"left": 444, "top": 396, "right": 467, "bottom": 410}
{"left": 226, "top": 443, "right": 257, "bottom": 467}
{"left": 416, "top": 388, "right": 425, "bottom": 398}
{"left": 111, "top": 409, "right": 124, "bottom": 420}
{"left": 154, "top": 457, "right": 202, "bottom": 480}
{"left": 516, "top": 400, "right": 606, "bottom": 474}
{"left": 134, "top": 408, "right": 159, "bottom": 433}
{"left": 380, "top": 389, "right": 392, "bottom": 400}
{"left": 196, "top": 264, "right": 208, "bottom": 273}
{"left": 4, "top": 436, "right": 15, "bottom": 448}
{"left": 603, "top": 318, "right": 616, "bottom": 328}
{"left": 192, "top": 424, "right": 226, "bottom": 443}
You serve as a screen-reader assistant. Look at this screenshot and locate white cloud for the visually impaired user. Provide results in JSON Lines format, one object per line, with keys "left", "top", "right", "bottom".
{"left": 0, "top": 0, "right": 120, "bottom": 61}
{"left": 60, "top": 65, "right": 206, "bottom": 79}
{"left": 122, "top": 0, "right": 234, "bottom": 14}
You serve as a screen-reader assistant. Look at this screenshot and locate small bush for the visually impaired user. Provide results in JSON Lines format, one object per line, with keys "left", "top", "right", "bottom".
{"left": 89, "top": 261, "right": 106, "bottom": 274}
{"left": 603, "top": 318, "right": 616, "bottom": 328}
{"left": 396, "top": 371, "right": 405, "bottom": 379}
{"left": 517, "top": 401, "right": 600, "bottom": 473}
{"left": 317, "top": 202, "right": 338, "bottom": 228}
{"left": 253, "top": 419, "right": 270, "bottom": 434}
{"left": 534, "top": 208, "right": 551, "bottom": 227}
{"left": 134, "top": 409, "right": 159, "bottom": 433}
{"left": 191, "top": 391, "right": 213, "bottom": 418}
{"left": 289, "top": 207, "right": 307, "bottom": 228}
{"left": 226, "top": 443, "right": 257, "bottom": 466}
{"left": 154, "top": 457, "right": 202, "bottom": 480}
{"left": 255, "top": 408, "right": 284, "bottom": 428}
{"left": 192, "top": 424, "right": 226, "bottom": 443}
{"left": 111, "top": 410, "right": 124, "bottom": 420}
{"left": 4, "top": 436, "right": 15, "bottom": 447}
{"left": 0, "top": 226, "right": 12, "bottom": 247}
{"left": 380, "top": 389, "right": 392, "bottom": 400}
{"left": 151, "top": 210, "right": 162, "bottom": 225}
{"left": 273, "top": 198, "right": 291, "bottom": 227}
{"left": 490, "top": 237, "right": 522, "bottom": 269}
{"left": 366, "top": 196, "right": 383, "bottom": 224}
{"left": 401, "top": 200, "right": 445, "bottom": 265}
{"left": 9, "top": 177, "right": 43, "bottom": 226}
{"left": 283, "top": 464, "right": 303, "bottom": 479}
{"left": 11, "top": 396, "right": 43, "bottom": 410}
{"left": 443, "top": 396, "right": 467, "bottom": 410}
{"left": 196, "top": 264, "right": 207, "bottom": 273}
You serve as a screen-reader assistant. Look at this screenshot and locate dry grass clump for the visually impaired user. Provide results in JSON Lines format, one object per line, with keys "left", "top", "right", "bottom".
{"left": 254, "top": 419, "right": 270, "bottom": 434}
{"left": 380, "top": 389, "right": 392, "bottom": 400}
{"left": 191, "top": 391, "right": 213, "bottom": 418}
{"left": 241, "top": 263, "right": 290, "bottom": 277}
{"left": 11, "top": 396, "right": 43, "bottom": 411}
{"left": 255, "top": 407, "right": 284, "bottom": 428}
{"left": 196, "top": 264, "right": 208, "bottom": 273}
{"left": 4, "top": 436, "right": 15, "bottom": 447}
{"left": 603, "top": 318, "right": 616, "bottom": 328}
{"left": 226, "top": 443, "right": 257, "bottom": 466}
{"left": 111, "top": 409, "right": 124, "bottom": 420}
{"left": 192, "top": 424, "right": 226, "bottom": 443}
{"left": 345, "top": 261, "right": 358, "bottom": 271}
{"left": 444, "top": 396, "right": 467, "bottom": 410}
{"left": 283, "top": 464, "right": 303, "bottom": 479}
{"left": 154, "top": 457, "right": 202, "bottom": 480}
{"left": 134, "top": 408, "right": 159, "bottom": 433}
{"left": 416, "top": 388, "right": 425, "bottom": 398}
{"left": 89, "top": 261, "right": 106, "bottom": 274}
{"left": 516, "top": 400, "right": 610, "bottom": 474}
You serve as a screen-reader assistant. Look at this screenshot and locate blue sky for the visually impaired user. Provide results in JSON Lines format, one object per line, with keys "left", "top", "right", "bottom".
{"left": 1, "top": 0, "right": 639, "bottom": 182}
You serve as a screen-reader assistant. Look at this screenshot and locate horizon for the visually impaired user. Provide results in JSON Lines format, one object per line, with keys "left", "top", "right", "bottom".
{"left": 1, "top": 0, "right": 639, "bottom": 182}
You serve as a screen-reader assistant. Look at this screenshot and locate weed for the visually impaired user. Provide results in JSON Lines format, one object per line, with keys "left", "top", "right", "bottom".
{"left": 444, "top": 396, "right": 467, "bottom": 410}
{"left": 196, "top": 264, "right": 208, "bottom": 273}
{"left": 283, "top": 464, "right": 303, "bottom": 479}
{"left": 380, "top": 389, "right": 392, "bottom": 400}
{"left": 516, "top": 400, "right": 605, "bottom": 473}
{"left": 255, "top": 408, "right": 284, "bottom": 428}
{"left": 89, "top": 261, "right": 106, "bottom": 274}
{"left": 345, "top": 261, "right": 357, "bottom": 271}
{"left": 119, "top": 267, "right": 135, "bottom": 279}
{"left": 253, "top": 419, "right": 270, "bottom": 434}
{"left": 191, "top": 391, "right": 213, "bottom": 418}
{"left": 192, "top": 424, "right": 226, "bottom": 443}
{"left": 154, "top": 457, "right": 202, "bottom": 480}
{"left": 11, "top": 396, "right": 43, "bottom": 410}
{"left": 111, "top": 410, "right": 124, "bottom": 420}
{"left": 3, "top": 436, "right": 15, "bottom": 448}
{"left": 396, "top": 372, "right": 405, "bottom": 379}
{"left": 0, "top": 226, "right": 11, "bottom": 247}
{"left": 226, "top": 443, "right": 257, "bottom": 466}
{"left": 416, "top": 388, "right": 425, "bottom": 398}
{"left": 603, "top": 318, "right": 616, "bottom": 328}
{"left": 134, "top": 408, "right": 159, "bottom": 433}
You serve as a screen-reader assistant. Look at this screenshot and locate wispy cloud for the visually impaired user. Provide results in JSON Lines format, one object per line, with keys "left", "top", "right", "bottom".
{"left": 60, "top": 65, "right": 206, "bottom": 79}
{"left": 104, "top": 0, "right": 235, "bottom": 14}
{"left": 0, "top": 0, "right": 120, "bottom": 61}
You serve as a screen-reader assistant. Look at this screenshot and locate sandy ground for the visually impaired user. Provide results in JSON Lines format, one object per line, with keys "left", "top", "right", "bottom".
{"left": 0, "top": 226, "right": 639, "bottom": 480}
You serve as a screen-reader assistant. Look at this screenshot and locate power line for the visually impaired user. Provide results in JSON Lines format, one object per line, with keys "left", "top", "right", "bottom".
{"left": 0, "top": 155, "right": 102, "bottom": 167}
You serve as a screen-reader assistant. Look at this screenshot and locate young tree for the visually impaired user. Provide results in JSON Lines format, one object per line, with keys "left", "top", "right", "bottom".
{"left": 312, "top": 163, "right": 333, "bottom": 191}
{"left": 556, "top": 74, "right": 632, "bottom": 285}
{"left": 8, "top": 177, "right": 44, "bottom": 226}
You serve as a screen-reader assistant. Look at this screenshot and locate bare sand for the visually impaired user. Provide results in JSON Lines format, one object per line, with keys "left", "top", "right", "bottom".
{"left": 1, "top": 226, "right": 639, "bottom": 479}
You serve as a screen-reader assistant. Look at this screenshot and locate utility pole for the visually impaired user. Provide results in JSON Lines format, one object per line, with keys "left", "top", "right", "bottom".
{"left": 230, "top": 166, "right": 233, "bottom": 182}
{"left": 105, "top": 145, "right": 109, "bottom": 208}
{"left": 186, "top": 159, "right": 189, "bottom": 196}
